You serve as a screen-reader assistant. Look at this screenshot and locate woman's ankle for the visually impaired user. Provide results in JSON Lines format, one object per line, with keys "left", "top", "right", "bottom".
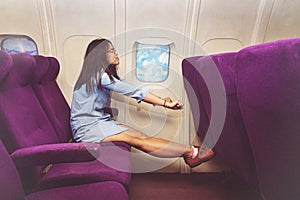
{"left": 184, "top": 146, "right": 195, "bottom": 158}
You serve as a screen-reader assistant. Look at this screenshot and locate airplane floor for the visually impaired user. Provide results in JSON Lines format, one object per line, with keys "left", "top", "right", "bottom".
{"left": 129, "top": 172, "right": 261, "bottom": 200}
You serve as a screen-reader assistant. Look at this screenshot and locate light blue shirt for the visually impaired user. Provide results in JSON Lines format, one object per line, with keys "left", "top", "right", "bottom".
{"left": 70, "top": 72, "right": 149, "bottom": 142}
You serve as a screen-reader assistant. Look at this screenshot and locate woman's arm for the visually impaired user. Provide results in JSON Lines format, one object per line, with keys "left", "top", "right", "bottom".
{"left": 101, "top": 74, "right": 183, "bottom": 109}
{"left": 143, "top": 92, "right": 183, "bottom": 110}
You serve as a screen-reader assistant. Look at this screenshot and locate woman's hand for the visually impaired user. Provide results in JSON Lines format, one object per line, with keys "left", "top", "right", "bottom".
{"left": 162, "top": 97, "right": 183, "bottom": 110}
{"left": 143, "top": 93, "right": 183, "bottom": 109}
{"left": 161, "top": 97, "right": 172, "bottom": 103}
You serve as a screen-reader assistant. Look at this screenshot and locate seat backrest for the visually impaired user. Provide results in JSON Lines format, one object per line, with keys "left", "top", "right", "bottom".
{"left": 0, "top": 50, "right": 13, "bottom": 149}
{"left": 32, "top": 55, "right": 73, "bottom": 142}
{"left": 235, "top": 38, "right": 300, "bottom": 200}
{"left": 182, "top": 52, "right": 258, "bottom": 186}
{"left": 0, "top": 52, "right": 59, "bottom": 152}
{"left": 0, "top": 139, "right": 25, "bottom": 200}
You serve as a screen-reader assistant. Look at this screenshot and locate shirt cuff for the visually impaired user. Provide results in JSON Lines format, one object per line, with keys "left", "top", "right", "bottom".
{"left": 133, "top": 88, "right": 149, "bottom": 103}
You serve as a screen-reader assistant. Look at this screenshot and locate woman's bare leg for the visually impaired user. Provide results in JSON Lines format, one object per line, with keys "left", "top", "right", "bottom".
{"left": 102, "top": 125, "right": 193, "bottom": 158}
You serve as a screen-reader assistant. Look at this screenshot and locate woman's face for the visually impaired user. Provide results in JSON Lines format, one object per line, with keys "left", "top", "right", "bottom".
{"left": 106, "top": 43, "right": 119, "bottom": 65}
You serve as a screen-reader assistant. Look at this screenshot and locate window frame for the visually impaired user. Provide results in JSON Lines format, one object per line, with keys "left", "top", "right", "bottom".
{"left": 134, "top": 41, "right": 171, "bottom": 83}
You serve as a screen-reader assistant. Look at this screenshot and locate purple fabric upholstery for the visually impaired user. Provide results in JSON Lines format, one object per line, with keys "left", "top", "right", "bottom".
{"left": 32, "top": 55, "right": 72, "bottom": 142}
{"left": 0, "top": 50, "right": 13, "bottom": 83}
{"left": 0, "top": 53, "right": 60, "bottom": 152}
{"left": 182, "top": 56, "right": 209, "bottom": 139}
{"left": 0, "top": 51, "right": 131, "bottom": 194}
{"left": 183, "top": 38, "right": 300, "bottom": 199}
{"left": 11, "top": 142, "right": 100, "bottom": 167}
{"left": 0, "top": 52, "right": 58, "bottom": 190}
{"left": 38, "top": 144, "right": 131, "bottom": 192}
{"left": 235, "top": 38, "right": 300, "bottom": 200}
{"left": 182, "top": 53, "right": 257, "bottom": 186}
{"left": 0, "top": 140, "right": 128, "bottom": 200}
{"left": 0, "top": 139, "right": 24, "bottom": 200}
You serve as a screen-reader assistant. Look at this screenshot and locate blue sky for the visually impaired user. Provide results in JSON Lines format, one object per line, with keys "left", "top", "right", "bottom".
{"left": 136, "top": 43, "right": 169, "bottom": 82}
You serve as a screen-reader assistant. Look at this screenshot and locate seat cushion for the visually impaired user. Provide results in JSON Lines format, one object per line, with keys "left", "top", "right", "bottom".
{"left": 36, "top": 144, "right": 131, "bottom": 192}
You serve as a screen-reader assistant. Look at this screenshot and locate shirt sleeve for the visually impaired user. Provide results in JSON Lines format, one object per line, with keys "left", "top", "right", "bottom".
{"left": 101, "top": 73, "right": 149, "bottom": 103}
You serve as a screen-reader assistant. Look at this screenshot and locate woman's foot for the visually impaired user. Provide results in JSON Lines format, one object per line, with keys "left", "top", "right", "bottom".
{"left": 184, "top": 146, "right": 215, "bottom": 168}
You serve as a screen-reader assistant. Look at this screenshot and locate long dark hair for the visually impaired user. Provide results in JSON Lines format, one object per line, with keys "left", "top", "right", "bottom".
{"left": 74, "top": 38, "right": 120, "bottom": 93}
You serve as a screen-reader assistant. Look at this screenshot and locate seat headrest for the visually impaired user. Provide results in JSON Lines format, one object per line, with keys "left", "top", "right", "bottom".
{"left": 12, "top": 53, "right": 35, "bottom": 85}
{"left": 33, "top": 55, "right": 60, "bottom": 83}
{"left": 46, "top": 57, "right": 60, "bottom": 81}
{"left": 0, "top": 53, "right": 35, "bottom": 90}
{"left": 0, "top": 50, "right": 13, "bottom": 82}
{"left": 33, "top": 55, "right": 50, "bottom": 83}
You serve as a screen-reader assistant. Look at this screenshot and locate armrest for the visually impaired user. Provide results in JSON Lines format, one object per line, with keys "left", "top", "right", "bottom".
{"left": 11, "top": 142, "right": 100, "bottom": 167}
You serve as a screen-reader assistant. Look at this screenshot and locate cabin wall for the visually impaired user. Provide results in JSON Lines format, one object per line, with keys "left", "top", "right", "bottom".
{"left": 2, "top": 0, "right": 299, "bottom": 102}
{"left": 1, "top": 0, "right": 299, "bottom": 173}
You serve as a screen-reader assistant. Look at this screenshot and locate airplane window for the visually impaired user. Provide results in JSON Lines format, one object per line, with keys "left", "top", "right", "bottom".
{"left": 136, "top": 43, "right": 169, "bottom": 82}
{"left": 1, "top": 37, "right": 38, "bottom": 55}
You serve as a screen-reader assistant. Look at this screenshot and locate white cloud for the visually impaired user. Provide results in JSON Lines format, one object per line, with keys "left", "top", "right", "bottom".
{"left": 158, "top": 52, "right": 169, "bottom": 64}
{"left": 137, "top": 53, "right": 146, "bottom": 63}
{"left": 142, "top": 58, "right": 155, "bottom": 67}
{"left": 143, "top": 64, "right": 167, "bottom": 82}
